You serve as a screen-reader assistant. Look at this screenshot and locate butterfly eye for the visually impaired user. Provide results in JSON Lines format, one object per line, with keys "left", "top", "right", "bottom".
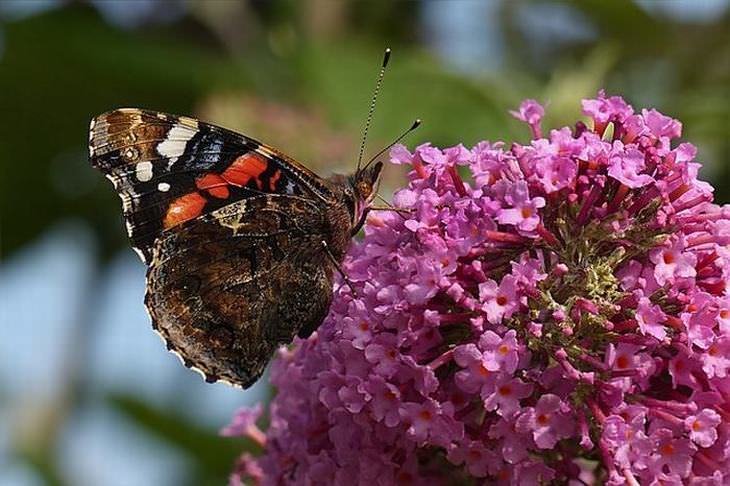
{"left": 357, "top": 181, "right": 373, "bottom": 200}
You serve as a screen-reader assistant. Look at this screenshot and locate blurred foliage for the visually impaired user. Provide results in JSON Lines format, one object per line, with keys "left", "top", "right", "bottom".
{"left": 107, "top": 394, "right": 257, "bottom": 486}
{"left": 1, "top": 1, "right": 728, "bottom": 485}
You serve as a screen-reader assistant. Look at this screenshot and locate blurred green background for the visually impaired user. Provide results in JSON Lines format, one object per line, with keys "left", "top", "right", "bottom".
{"left": 1, "top": 1, "right": 728, "bottom": 485}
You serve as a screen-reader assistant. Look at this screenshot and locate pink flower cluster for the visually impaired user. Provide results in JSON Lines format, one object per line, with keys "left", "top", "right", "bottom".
{"left": 226, "top": 92, "right": 730, "bottom": 485}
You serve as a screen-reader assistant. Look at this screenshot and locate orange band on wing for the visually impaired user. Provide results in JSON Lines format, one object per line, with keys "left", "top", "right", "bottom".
{"left": 196, "top": 173, "right": 230, "bottom": 199}
{"left": 163, "top": 192, "right": 207, "bottom": 229}
{"left": 222, "top": 153, "right": 267, "bottom": 189}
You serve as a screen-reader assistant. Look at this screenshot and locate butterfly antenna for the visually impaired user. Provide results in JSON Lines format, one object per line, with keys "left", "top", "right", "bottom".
{"left": 356, "top": 48, "right": 391, "bottom": 175}
{"left": 362, "top": 118, "right": 421, "bottom": 171}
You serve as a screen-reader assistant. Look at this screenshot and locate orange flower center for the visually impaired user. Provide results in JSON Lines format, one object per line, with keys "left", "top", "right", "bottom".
{"left": 477, "top": 364, "right": 490, "bottom": 377}
{"left": 659, "top": 443, "right": 675, "bottom": 456}
{"left": 663, "top": 252, "right": 675, "bottom": 265}
{"left": 498, "top": 385, "right": 513, "bottom": 396}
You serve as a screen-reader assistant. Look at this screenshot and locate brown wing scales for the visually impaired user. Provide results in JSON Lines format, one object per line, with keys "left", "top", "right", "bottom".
{"left": 145, "top": 195, "right": 335, "bottom": 387}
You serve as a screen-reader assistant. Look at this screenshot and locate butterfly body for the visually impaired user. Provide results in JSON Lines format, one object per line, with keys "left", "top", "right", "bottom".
{"left": 90, "top": 109, "right": 382, "bottom": 387}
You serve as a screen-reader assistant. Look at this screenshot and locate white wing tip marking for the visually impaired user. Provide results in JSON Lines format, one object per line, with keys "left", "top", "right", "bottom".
{"left": 157, "top": 124, "right": 197, "bottom": 158}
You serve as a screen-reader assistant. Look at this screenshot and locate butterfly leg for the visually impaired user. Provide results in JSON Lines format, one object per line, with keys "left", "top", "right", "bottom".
{"left": 370, "top": 194, "right": 412, "bottom": 217}
{"left": 368, "top": 205, "right": 413, "bottom": 214}
{"left": 321, "top": 240, "right": 358, "bottom": 298}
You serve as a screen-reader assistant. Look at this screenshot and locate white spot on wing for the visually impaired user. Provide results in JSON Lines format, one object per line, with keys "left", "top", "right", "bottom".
{"left": 88, "top": 119, "right": 96, "bottom": 155}
{"left": 135, "top": 161, "right": 153, "bottom": 182}
{"left": 285, "top": 181, "right": 296, "bottom": 194}
{"left": 157, "top": 124, "right": 197, "bottom": 158}
{"left": 157, "top": 182, "right": 170, "bottom": 192}
{"left": 88, "top": 118, "right": 96, "bottom": 143}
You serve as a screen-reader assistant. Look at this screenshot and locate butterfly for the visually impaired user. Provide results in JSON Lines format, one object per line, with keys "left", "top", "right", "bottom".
{"left": 89, "top": 107, "right": 384, "bottom": 387}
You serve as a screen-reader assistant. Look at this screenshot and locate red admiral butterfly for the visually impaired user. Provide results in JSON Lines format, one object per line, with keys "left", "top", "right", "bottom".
{"left": 90, "top": 50, "right": 416, "bottom": 387}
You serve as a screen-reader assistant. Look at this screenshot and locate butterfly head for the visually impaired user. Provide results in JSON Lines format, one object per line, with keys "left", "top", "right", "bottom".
{"left": 345, "top": 161, "right": 383, "bottom": 234}
{"left": 355, "top": 161, "right": 383, "bottom": 203}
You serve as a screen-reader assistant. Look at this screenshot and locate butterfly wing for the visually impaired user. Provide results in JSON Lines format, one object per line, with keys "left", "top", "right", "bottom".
{"left": 89, "top": 109, "right": 354, "bottom": 387}
{"left": 89, "top": 108, "right": 336, "bottom": 263}
{"left": 144, "top": 193, "right": 338, "bottom": 387}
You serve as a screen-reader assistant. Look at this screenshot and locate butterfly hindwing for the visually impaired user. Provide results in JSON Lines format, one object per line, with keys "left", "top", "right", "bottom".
{"left": 145, "top": 194, "right": 337, "bottom": 386}
{"left": 89, "top": 108, "right": 334, "bottom": 263}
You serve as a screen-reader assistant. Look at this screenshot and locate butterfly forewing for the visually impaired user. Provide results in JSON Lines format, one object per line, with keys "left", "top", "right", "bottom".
{"left": 89, "top": 108, "right": 334, "bottom": 262}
